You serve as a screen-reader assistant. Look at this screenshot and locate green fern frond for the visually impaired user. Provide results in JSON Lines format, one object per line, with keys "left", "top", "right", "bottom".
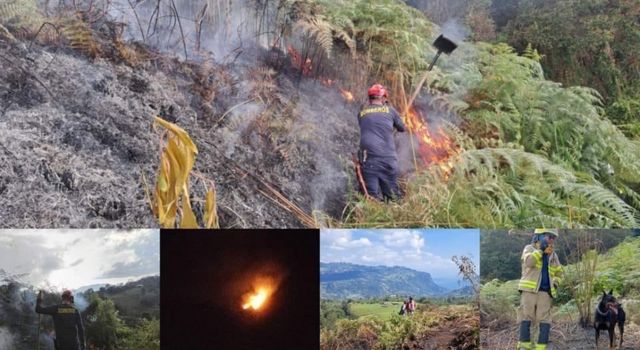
{"left": 294, "top": 17, "right": 334, "bottom": 58}
{"left": 565, "top": 183, "right": 638, "bottom": 226}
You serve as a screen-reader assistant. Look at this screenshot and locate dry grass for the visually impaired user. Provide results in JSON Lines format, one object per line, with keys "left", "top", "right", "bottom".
{"left": 482, "top": 314, "right": 640, "bottom": 349}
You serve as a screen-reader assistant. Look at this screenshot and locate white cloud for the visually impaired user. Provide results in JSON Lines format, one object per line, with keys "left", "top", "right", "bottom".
{"left": 0, "top": 229, "right": 158, "bottom": 289}
{"left": 361, "top": 255, "right": 374, "bottom": 262}
{"left": 321, "top": 229, "right": 466, "bottom": 278}
{"left": 383, "top": 230, "right": 424, "bottom": 252}
{"left": 322, "top": 229, "right": 372, "bottom": 250}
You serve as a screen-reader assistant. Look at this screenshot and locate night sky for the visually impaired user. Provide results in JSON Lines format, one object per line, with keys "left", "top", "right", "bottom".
{"left": 161, "top": 229, "right": 320, "bottom": 350}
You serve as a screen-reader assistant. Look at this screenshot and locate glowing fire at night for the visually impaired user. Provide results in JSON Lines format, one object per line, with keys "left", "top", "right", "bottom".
{"left": 241, "top": 275, "right": 279, "bottom": 313}
{"left": 242, "top": 287, "right": 270, "bottom": 310}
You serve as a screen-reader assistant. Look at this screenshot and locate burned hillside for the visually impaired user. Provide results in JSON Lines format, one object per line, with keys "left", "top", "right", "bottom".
{"left": 1, "top": 0, "right": 639, "bottom": 228}
{"left": 0, "top": 1, "right": 364, "bottom": 228}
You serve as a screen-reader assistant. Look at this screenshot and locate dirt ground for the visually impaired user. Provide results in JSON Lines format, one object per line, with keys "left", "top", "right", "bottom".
{"left": 409, "top": 306, "right": 479, "bottom": 350}
{"left": 481, "top": 321, "right": 640, "bottom": 350}
{"left": 421, "top": 319, "right": 478, "bottom": 350}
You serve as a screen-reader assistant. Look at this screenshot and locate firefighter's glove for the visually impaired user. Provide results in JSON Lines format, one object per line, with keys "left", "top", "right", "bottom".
{"left": 543, "top": 245, "right": 553, "bottom": 255}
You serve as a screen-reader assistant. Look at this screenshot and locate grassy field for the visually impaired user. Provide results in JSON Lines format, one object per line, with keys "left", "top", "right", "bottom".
{"left": 350, "top": 301, "right": 405, "bottom": 321}
{"left": 321, "top": 303, "right": 479, "bottom": 349}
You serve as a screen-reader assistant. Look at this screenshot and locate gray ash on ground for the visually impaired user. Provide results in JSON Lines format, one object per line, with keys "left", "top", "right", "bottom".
{"left": 0, "top": 37, "right": 359, "bottom": 228}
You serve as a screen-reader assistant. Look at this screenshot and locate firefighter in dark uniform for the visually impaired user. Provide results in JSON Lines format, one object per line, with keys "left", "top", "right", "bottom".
{"left": 357, "top": 84, "right": 406, "bottom": 200}
{"left": 36, "top": 290, "right": 86, "bottom": 350}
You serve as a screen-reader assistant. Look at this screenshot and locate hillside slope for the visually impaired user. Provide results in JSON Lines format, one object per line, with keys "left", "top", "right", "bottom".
{"left": 1, "top": 0, "right": 639, "bottom": 228}
{"left": 0, "top": 36, "right": 358, "bottom": 228}
{"left": 321, "top": 262, "right": 448, "bottom": 299}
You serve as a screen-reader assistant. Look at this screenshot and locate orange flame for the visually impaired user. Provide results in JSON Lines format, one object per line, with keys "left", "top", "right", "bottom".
{"left": 242, "top": 287, "right": 271, "bottom": 310}
{"left": 287, "top": 45, "right": 313, "bottom": 76}
{"left": 241, "top": 276, "right": 278, "bottom": 312}
{"left": 285, "top": 45, "right": 457, "bottom": 174}
{"left": 403, "top": 107, "right": 458, "bottom": 177}
{"left": 340, "top": 89, "right": 354, "bottom": 102}
{"left": 286, "top": 45, "right": 356, "bottom": 104}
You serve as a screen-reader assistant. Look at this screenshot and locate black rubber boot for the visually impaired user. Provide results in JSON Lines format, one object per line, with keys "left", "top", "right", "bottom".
{"left": 518, "top": 320, "right": 532, "bottom": 349}
{"left": 538, "top": 322, "right": 551, "bottom": 345}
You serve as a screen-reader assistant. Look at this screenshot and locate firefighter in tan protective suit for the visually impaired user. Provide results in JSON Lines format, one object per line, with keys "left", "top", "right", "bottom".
{"left": 517, "top": 228, "right": 563, "bottom": 350}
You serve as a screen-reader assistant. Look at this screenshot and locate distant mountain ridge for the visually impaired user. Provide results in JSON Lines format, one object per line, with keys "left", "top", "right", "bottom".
{"left": 321, "top": 262, "right": 448, "bottom": 299}
{"left": 86, "top": 276, "right": 160, "bottom": 319}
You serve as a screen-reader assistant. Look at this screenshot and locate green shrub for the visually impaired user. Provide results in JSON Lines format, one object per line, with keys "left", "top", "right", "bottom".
{"left": 480, "top": 279, "right": 519, "bottom": 322}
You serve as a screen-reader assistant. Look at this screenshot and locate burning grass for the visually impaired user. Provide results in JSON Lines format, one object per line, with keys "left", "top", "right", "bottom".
{"left": 403, "top": 107, "right": 460, "bottom": 174}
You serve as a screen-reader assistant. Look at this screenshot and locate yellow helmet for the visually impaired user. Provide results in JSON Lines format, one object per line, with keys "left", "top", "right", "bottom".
{"left": 534, "top": 228, "right": 559, "bottom": 237}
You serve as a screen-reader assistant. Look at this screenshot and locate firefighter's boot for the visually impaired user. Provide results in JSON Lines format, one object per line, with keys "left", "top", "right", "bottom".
{"left": 535, "top": 322, "right": 551, "bottom": 350}
{"left": 517, "top": 320, "right": 532, "bottom": 349}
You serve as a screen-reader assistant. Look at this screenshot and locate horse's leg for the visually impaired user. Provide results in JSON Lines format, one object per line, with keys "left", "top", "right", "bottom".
{"left": 619, "top": 322, "right": 624, "bottom": 348}
{"left": 595, "top": 327, "right": 600, "bottom": 346}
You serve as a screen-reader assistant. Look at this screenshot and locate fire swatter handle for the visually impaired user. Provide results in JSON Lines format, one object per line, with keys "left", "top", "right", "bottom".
{"left": 36, "top": 313, "right": 41, "bottom": 350}
{"left": 427, "top": 51, "right": 442, "bottom": 72}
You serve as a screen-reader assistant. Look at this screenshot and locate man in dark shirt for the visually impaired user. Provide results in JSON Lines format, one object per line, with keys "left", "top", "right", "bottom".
{"left": 36, "top": 290, "right": 86, "bottom": 350}
{"left": 357, "top": 83, "right": 406, "bottom": 200}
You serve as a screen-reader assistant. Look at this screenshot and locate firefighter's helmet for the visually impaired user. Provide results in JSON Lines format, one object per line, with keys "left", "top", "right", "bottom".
{"left": 532, "top": 228, "right": 559, "bottom": 244}
{"left": 534, "top": 228, "right": 559, "bottom": 237}
{"left": 368, "top": 84, "right": 388, "bottom": 98}
{"left": 61, "top": 290, "right": 74, "bottom": 302}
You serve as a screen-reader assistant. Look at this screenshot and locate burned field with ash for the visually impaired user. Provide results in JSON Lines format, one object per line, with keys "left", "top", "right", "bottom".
{"left": 0, "top": 0, "right": 378, "bottom": 228}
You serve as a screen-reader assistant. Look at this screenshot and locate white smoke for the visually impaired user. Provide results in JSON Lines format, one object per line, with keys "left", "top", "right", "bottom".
{"left": 439, "top": 19, "right": 470, "bottom": 45}
{"left": 73, "top": 293, "right": 89, "bottom": 312}
{"left": 0, "top": 327, "right": 15, "bottom": 350}
{"left": 40, "top": 330, "right": 55, "bottom": 350}
{"left": 108, "top": 0, "right": 260, "bottom": 62}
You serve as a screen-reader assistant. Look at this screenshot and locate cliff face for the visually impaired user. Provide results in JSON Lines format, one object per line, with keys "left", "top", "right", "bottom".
{"left": 320, "top": 262, "right": 448, "bottom": 299}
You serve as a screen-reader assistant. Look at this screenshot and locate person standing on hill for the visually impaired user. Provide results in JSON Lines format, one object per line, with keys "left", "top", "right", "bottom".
{"left": 357, "top": 83, "right": 406, "bottom": 201}
{"left": 36, "top": 290, "right": 86, "bottom": 350}
{"left": 517, "top": 229, "right": 563, "bottom": 350}
{"left": 407, "top": 297, "right": 416, "bottom": 316}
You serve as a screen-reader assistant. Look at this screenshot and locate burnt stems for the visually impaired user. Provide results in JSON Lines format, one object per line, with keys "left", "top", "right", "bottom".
{"left": 0, "top": 32, "right": 360, "bottom": 227}
{"left": 0, "top": 39, "right": 162, "bottom": 228}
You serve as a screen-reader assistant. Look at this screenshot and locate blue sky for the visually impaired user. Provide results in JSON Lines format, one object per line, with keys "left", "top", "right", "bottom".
{"left": 321, "top": 229, "right": 479, "bottom": 280}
